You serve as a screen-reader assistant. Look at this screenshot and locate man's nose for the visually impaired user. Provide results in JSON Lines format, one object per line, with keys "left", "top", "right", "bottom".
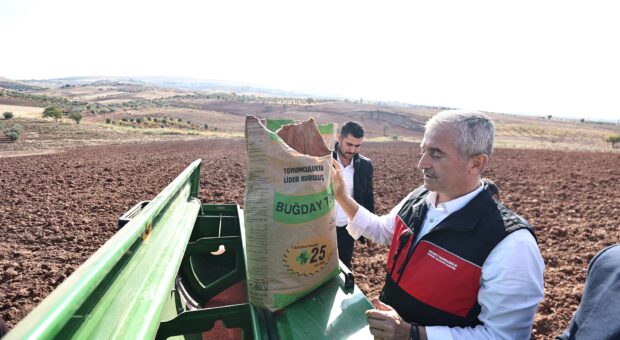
{"left": 417, "top": 153, "right": 429, "bottom": 169}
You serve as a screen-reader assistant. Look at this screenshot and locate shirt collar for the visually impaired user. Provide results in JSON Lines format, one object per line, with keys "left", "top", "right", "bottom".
{"left": 425, "top": 182, "right": 484, "bottom": 214}
{"left": 336, "top": 150, "right": 353, "bottom": 168}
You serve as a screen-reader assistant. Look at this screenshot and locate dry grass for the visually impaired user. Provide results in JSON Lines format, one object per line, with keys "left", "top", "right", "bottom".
{"left": 494, "top": 122, "right": 618, "bottom": 151}
{"left": 34, "top": 86, "right": 184, "bottom": 103}
{"left": 0, "top": 104, "right": 44, "bottom": 119}
{"left": 102, "top": 122, "right": 243, "bottom": 139}
{"left": 2, "top": 92, "right": 619, "bottom": 155}
{"left": 0, "top": 118, "right": 244, "bottom": 158}
{"left": 497, "top": 123, "right": 609, "bottom": 139}
{"left": 366, "top": 135, "right": 421, "bottom": 143}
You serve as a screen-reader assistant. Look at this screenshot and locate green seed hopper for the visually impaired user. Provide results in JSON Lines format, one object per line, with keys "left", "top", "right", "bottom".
{"left": 6, "top": 160, "right": 374, "bottom": 339}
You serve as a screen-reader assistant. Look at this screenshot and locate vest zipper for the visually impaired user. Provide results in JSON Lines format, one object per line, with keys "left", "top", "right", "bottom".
{"left": 392, "top": 195, "right": 428, "bottom": 282}
{"left": 389, "top": 229, "right": 413, "bottom": 277}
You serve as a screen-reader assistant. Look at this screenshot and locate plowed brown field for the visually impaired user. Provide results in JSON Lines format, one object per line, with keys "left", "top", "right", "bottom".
{"left": 1, "top": 140, "right": 619, "bottom": 338}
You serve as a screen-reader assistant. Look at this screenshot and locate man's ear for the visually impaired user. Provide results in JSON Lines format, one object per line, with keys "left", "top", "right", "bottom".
{"left": 337, "top": 134, "right": 342, "bottom": 143}
{"left": 469, "top": 154, "right": 489, "bottom": 175}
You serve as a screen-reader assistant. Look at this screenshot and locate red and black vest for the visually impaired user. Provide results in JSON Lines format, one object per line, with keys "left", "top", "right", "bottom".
{"left": 379, "top": 185, "right": 535, "bottom": 327}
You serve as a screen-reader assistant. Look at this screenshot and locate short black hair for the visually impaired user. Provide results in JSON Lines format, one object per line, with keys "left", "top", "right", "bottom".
{"left": 340, "top": 121, "right": 364, "bottom": 139}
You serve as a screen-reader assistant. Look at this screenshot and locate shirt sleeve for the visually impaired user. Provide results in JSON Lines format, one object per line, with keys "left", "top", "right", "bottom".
{"left": 425, "top": 229, "right": 545, "bottom": 340}
{"left": 346, "top": 192, "right": 413, "bottom": 245}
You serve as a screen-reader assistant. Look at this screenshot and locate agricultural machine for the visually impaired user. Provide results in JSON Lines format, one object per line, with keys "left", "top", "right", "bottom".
{"left": 6, "top": 160, "right": 373, "bottom": 339}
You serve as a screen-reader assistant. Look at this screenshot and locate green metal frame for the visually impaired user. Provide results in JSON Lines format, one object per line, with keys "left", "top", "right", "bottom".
{"left": 179, "top": 204, "right": 246, "bottom": 303}
{"left": 8, "top": 159, "right": 375, "bottom": 340}
{"left": 6, "top": 160, "right": 203, "bottom": 340}
{"left": 156, "top": 303, "right": 268, "bottom": 340}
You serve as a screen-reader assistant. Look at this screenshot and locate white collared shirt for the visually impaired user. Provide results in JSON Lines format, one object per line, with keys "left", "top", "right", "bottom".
{"left": 415, "top": 185, "right": 485, "bottom": 244}
{"left": 335, "top": 152, "right": 355, "bottom": 227}
{"left": 346, "top": 185, "right": 545, "bottom": 340}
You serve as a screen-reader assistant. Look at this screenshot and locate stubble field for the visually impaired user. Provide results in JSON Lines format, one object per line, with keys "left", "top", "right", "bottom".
{"left": 1, "top": 139, "right": 619, "bottom": 338}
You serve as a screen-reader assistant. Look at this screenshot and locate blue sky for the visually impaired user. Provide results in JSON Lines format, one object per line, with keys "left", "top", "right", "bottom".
{"left": 1, "top": 0, "right": 618, "bottom": 121}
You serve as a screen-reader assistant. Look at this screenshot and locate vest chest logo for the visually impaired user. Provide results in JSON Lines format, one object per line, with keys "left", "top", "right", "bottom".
{"left": 426, "top": 249, "right": 458, "bottom": 271}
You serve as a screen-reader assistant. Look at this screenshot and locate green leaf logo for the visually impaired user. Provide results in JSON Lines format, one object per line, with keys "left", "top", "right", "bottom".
{"left": 296, "top": 250, "right": 309, "bottom": 265}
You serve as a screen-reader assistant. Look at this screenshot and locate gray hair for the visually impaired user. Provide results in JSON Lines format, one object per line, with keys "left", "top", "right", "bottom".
{"left": 425, "top": 110, "right": 495, "bottom": 158}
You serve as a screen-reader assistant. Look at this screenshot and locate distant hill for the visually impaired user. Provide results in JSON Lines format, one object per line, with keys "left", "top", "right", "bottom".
{"left": 0, "top": 77, "right": 45, "bottom": 91}
{"left": 10, "top": 76, "right": 318, "bottom": 99}
{"left": 1, "top": 75, "right": 617, "bottom": 148}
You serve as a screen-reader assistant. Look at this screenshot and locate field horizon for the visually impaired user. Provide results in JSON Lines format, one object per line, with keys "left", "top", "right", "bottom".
{"left": 1, "top": 76, "right": 619, "bottom": 157}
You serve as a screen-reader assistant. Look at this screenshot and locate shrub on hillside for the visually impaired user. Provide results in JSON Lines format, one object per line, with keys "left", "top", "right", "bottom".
{"left": 69, "top": 111, "right": 82, "bottom": 124}
{"left": 204, "top": 122, "right": 208, "bottom": 129}
{"left": 42, "top": 106, "right": 63, "bottom": 121}
{"left": 606, "top": 134, "right": 620, "bottom": 148}
{"left": 3, "top": 124, "right": 23, "bottom": 141}
{"left": 136, "top": 118, "right": 143, "bottom": 123}
{"left": 106, "top": 118, "right": 111, "bottom": 124}
{"left": 3, "top": 112, "right": 13, "bottom": 120}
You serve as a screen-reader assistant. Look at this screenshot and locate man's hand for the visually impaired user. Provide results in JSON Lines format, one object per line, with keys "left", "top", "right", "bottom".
{"left": 366, "top": 299, "right": 410, "bottom": 340}
{"left": 331, "top": 159, "right": 347, "bottom": 203}
{"left": 331, "top": 160, "right": 359, "bottom": 222}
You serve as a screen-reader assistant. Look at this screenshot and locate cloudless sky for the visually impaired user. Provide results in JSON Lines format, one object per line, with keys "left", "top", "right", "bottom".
{"left": 1, "top": 0, "right": 619, "bottom": 121}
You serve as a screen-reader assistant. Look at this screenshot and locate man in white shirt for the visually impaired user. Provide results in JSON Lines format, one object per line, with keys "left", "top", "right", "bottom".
{"left": 332, "top": 110, "right": 544, "bottom": 340}
{"left": 332, "top": 121, "right": 374, "bottom": 269}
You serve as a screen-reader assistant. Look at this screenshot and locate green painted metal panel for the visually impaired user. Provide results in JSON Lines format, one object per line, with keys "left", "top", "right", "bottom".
{"left": 156, "top": 303, "right": 266, "bottom": 340}
{"left": 181, "top": 236, "right": 245, "bottom": 303}
{"left": 6, "top": 160, "right": 203, "bottom": 340}
{"left": 272, "top": 272, "right": 374, "bottom": 339}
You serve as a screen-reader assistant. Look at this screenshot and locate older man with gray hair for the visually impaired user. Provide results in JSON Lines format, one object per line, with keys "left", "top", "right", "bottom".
{"left": 333, "top": 110, "right": 544, "bottom": 339}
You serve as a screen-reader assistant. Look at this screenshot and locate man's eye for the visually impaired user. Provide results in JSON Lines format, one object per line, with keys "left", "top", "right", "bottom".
{"left": 430, "top": 151, "right": 441, "bottom": 159}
